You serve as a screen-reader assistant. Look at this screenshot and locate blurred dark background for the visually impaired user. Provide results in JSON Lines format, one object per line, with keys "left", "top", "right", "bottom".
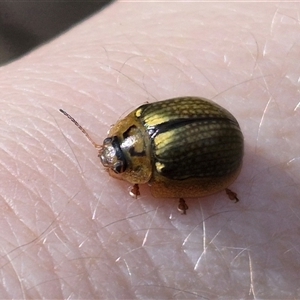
{"left": 0, "top": 1, "right": 114, "bottom": 66}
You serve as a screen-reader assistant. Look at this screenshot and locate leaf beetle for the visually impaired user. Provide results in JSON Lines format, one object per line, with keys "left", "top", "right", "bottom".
{"left": 60, "top": 96, "right": 244, "bottom": 214}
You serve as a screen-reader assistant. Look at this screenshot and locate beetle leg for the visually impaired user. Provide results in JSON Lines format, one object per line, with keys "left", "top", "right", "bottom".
{"left": 177, "top": 198, "right": 188, "bottom": 215}
{"left": 225, "top": 188, "right": 239, "bottom": 203}
{"left": 129, "top": 184, "right": 140, "bottom": 198}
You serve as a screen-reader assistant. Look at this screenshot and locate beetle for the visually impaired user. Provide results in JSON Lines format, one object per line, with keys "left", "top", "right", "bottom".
{"left": 60, "top": 96, "right": 244, "bottom": 214}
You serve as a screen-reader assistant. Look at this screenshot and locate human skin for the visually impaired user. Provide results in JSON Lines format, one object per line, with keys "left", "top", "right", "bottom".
{"left": 0, "top": 1, "right": 299, "bottom": 298}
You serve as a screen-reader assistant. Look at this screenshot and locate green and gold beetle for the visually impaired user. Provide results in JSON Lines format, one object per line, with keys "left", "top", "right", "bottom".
{"left": 60, "top": 97, "right": 244, "bottom": 214}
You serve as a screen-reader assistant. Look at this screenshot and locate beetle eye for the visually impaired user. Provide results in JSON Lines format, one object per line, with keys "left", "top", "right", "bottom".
{"left": 113, "top": 161, "right": 124, "bottom": 174}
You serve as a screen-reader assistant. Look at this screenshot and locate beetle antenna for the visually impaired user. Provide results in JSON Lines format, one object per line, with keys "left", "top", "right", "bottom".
{"left": 59, "top": 109, "right": 101, "bottom": 149}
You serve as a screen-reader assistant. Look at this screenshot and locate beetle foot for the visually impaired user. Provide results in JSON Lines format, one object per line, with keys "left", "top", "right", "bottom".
{"left": 129, "top": 184, "right": 140, "bottom": 199}
{"left": 225, "top": 188, "right": 239, "bottom": 203}
{"left": 178, "top": 198, "right": 188, "bottom": 214}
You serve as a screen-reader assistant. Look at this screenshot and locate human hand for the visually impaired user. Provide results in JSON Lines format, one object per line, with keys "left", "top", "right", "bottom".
{"left": 0, "top": 2, "right": 299, "bottom": 298}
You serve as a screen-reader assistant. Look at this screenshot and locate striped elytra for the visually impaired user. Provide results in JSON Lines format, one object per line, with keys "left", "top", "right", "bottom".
{"left": 99, "top": 97, "right": 243, "bottom": 205}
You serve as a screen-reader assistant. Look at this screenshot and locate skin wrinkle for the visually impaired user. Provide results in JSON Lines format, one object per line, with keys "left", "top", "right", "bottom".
{"left": 5, "top": 250, "right": 26, "bottom": 298}
{"left": 0, "top": 124, "right": 85, "bottom": 226}
{"left": 194, "top": 230, "right": 222, "bottom": 272}
{"left": 212, "top": 75, "right": 274, "bottom": 100}
{"left": 248, "top": 252, "right": 256, "bottom": 298}
{"left": 91, "top": 190, "right": 104, "bottom": 220}
{"left": 115, "top": 222, "right": 185, "bottom": 291}
{"left": 107, "top": 63, "right": 158, "bottom": 101}
{"left": 200, "top": 205, "right": 206, "bottom": 268}
{"left": 0, "top": 208, "right": 60, "bottom": 275}
{"left": 0, "top": 157, "right": 45, "bottom": 216}
{"left": 0, "top": 2, "right": 299, "bottom": 298}
{"left": 136, "top": 284, "right": 209, "bottom": 299}
{"left": 0, "top": 205, "right": 33, "bottom": 255}
{"left": 141, "top": 206, "right": 159, "bottom": 247}
{"left": 1, "top": 111, "right": 91, "bottom": 297}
